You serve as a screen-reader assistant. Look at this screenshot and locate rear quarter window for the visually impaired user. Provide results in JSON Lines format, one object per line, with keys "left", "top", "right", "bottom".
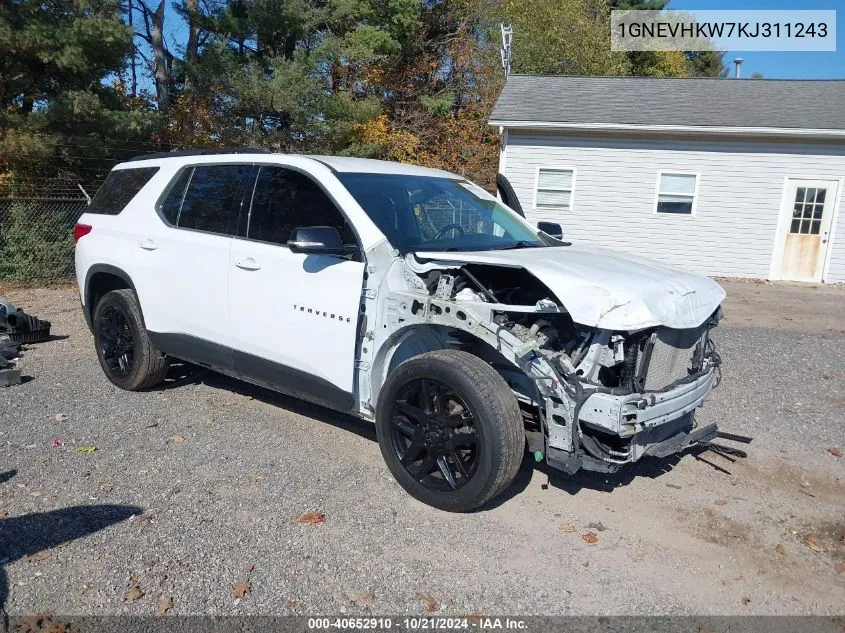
{"left": 87, "top": 167, "right": 160, "bottom": 215}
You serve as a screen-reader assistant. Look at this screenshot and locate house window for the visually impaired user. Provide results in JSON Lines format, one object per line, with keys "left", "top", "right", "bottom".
{"left": 535, "top": 168, "right": 574, "bottom": 210}
{"left": 656, "top": 172, "right": 698, "bottom": 214}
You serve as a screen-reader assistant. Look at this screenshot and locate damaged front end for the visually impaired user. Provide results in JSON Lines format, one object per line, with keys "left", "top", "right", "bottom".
{"left": 364, "top": 251, "right": 725, "bottom": 476}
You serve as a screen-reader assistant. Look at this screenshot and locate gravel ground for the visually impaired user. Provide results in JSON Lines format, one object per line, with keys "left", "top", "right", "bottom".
{"left": 0, "top": 281, "right": 843, "bottom": 616}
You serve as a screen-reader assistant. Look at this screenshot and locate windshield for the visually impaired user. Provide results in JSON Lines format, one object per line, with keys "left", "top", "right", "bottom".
{"left": 336, "top": 173, "right": 547, "bottom": 252}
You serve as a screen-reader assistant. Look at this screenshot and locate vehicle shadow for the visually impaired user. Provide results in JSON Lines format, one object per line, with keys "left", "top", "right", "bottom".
{"left": 485, "top": 452, "right": 686, "bottom": 510}
{"left": 0, "top": 477, "right": 141, "bottom": 619}
{"left": 154, "top": 363, "right": 714, "bottom": 505}
{"left": 157, "top": 361, "right": 377, "bottom": 442}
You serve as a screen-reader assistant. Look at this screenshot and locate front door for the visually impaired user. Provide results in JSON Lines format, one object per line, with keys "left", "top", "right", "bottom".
{"left": 228, "top": 165, "right": 365, "bottom": 412}
{"left": 776, "top": 179, "right": 838, "bottom": 282}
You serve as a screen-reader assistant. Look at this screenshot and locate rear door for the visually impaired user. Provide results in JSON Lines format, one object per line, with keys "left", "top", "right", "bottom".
{"left": 228, "top": 165, "right": 365, "bottom": 410}
{"left": 135, "top": 163, "right": 254, "bottom": 359}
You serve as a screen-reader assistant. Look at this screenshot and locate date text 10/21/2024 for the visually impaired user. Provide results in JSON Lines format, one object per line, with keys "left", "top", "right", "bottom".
{"left": 307, "top": 618, "right": 529, "bottom": 630}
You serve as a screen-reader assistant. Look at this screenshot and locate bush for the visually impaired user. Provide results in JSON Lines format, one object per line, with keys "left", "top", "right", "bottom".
{"left": 0, "top": 199, "right": 84, "bottom": 284}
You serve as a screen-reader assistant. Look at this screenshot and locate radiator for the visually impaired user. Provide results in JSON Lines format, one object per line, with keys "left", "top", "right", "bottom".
{"left": 638, "top": 325, "right": 707, "bottom": 391}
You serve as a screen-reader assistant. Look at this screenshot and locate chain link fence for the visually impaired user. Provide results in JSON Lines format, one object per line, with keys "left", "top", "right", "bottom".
{"left": 0, "top": 195, "right": 89, "bottom": 284}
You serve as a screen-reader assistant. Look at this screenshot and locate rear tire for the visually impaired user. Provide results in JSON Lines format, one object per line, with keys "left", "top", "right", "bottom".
{"left": 93, "top": 289, "right": 169, "bottom": 391}
{"left": 375, "top": 350, "right": 523, "bottom": 512}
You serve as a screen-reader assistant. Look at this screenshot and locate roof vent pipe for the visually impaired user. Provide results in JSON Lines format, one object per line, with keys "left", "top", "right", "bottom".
{"left": 733, "top": 58, "right": 743, "bottom": 79}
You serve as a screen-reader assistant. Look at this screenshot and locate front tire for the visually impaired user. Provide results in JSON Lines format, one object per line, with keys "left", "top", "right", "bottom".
{"left": 93, "top": 289, "right": 169, "bottom": 391}
{"left": 375, "top": 350, "right": 523, "bottom": 512}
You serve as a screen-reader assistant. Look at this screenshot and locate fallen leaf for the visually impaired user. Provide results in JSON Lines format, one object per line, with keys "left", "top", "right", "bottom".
{"left": 100, "top": 484, "right": 114, "bottom": 493}
{"left": 775, "top": 543, "right": 786, "bottom": 555}
{"left": 25, "top": 551, "right": 50, "bottom": 563}
{"left": 249, "top": 472, "right": 262, "bottom": 483}
{"left": 828, "top": 447, "right": 842, "bottom": 457}
{"left": 835, "top": 562, "right": 845, "bottom": 574}
{"left": 168, "top": 435, "right": 185, "bottom": 444}
{"left": 804, "top": 536, "right": 824, "bottom": 553}
{"left": 361, "top": 588, "right": 375, "bottom": 604}
{"left": 49, "top": 437, "right": 63, "bottom": 447}
{"left": 416, "top": 592, "right": 437, "bottom": 613}
{"left": 559, "top": 524, "right": 577, "bottom": 533}
{"left": 74, "top": 446, "right": 96, "bottom": 454}
{"left": 713, "top": 499, "right": 728, "bottom": 506}
{"left": 285, "top": 598, "right": 302, "bottom": 614}
{"left": 0, "top": 510, "right": 7, "bottom": 518}
{"left": 460, "top": 614, "right": 482, "bottom": 627}
{"left": 581, "top": 531, "right": 598, "bottom": 544}
{"left": 741, "top": 596, "right": 751, "bottom": 605}
{"left": 125, "top": 586, "right": 144, "bottom": 603}
{"left": 155, "top": 597, "right": 173, "bottom": 615}
{"left": 233, "top": 581, "right": 251, "bottom": 599}
{"left": 296, "top": 511, "right": 326, "bottom": 525}
{"left": 243, "top": 564, "right": 255, "bottom": 573}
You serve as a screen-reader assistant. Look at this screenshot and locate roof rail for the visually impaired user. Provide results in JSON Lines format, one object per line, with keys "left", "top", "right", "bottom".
{"left": 126, "top": 148, "right": 272, "bottom": 162}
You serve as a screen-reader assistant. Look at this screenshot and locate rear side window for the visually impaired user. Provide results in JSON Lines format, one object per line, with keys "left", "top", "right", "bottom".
{"left": 159, "top": 168, "right": 193, "bottom": 225}
{"left": 248, "top": 166, "right": 356, "bottom": 245}
{"left": 87, "top": 167, "right": 159, "bottom": 215}
{"left": 177, "top": 165, "right": 252, "bottom": 235}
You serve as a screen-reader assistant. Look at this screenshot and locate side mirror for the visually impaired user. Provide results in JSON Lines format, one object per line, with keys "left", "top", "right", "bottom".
{"left": 288, "top": 226, "right": 351, "bottom": 255}
{"left": 537, "top": 221, "right": 563, "bottom": 240}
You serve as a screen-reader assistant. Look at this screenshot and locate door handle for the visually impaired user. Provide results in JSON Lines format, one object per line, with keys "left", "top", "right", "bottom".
{"left": 235, "top": 257, "right": 261, "bottom": 271}
{"left": 139, "top": 239, "right": 158, "bottom": 251}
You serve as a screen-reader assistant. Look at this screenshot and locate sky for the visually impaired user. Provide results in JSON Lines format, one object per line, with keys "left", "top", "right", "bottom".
{"left": 668, "top": 0, "right": 844, "bottom": 78}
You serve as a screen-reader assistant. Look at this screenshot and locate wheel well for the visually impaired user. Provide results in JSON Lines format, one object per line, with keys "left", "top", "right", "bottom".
{"left": 87, "top": 272, "right": 131, "bottom": 321}
{"left": 372, "top": 324, "right": 538, "bottom": 409}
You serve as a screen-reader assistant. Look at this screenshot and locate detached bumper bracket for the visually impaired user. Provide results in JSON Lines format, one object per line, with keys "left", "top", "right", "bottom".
{"left": 643, "top": 422, "right": 719, "bottom": 459}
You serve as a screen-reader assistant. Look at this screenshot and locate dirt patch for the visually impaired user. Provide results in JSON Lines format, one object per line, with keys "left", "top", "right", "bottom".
{"left": 677, "top": 505, "right": 753, "bottom": 547}
{"left": 719, "top": 279, "right": 845, "bottom": 334}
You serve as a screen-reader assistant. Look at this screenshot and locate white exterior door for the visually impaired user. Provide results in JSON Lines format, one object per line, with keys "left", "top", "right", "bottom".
{"left": 228, "top": 165, "right": 364, "bottom": 408}
{"left": 775, "top": 179, "right": 839, "bottom": 282}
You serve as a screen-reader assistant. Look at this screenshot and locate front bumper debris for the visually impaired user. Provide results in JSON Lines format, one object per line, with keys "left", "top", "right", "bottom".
{"left": 578, "top": 369, "right": 716, "bottom": 438}
{"left": 547, "top": 368, "right": 726, "bottom": 474}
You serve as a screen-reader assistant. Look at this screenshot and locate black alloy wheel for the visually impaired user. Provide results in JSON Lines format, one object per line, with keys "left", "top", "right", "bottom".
{"left": 389, "top": 378, "right": 480, "bottom": 491}
{"left": 92, "top": 289, "right": 169, "bottom": 391}
{"left": 97, "top": 305, "right": 135, "bottom": 379}
{"left": 375, "top": 350, "right": 524, "bottom": 512}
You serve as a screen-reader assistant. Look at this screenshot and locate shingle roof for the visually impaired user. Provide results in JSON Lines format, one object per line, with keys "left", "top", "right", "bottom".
{"left": 489, "top": 75, "right": 845, "bottom": 131}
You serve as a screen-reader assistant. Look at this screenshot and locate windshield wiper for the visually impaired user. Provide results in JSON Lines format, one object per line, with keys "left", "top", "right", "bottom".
{"left": 490, "top": 241, "right": 541, "bottom": 250}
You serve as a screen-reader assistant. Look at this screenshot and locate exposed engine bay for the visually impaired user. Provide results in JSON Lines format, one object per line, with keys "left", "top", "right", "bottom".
{"left": 359, "top": 250, "right": 726, "bottom": 475}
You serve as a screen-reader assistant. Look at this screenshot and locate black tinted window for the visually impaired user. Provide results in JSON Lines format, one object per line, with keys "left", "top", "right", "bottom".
{"left": 248, "top": 166, "right": 355, "bottom": 245}
{"left": 88, "top": 167, "right": 159, "bottom": 215}
{"left": 178, "top": 165, "right": 252, "bottom": 235}
{"left": 159, "top": 168, "right": 192, "bottom": 225}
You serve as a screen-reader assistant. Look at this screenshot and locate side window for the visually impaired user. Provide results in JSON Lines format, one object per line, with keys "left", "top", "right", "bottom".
{"left": 655, "top": 172, "right": 698, "bottom": 215}
{"left": 88, "top": 167, "right": 159, "bottom": 215}
{"left": 178, "top": 164, "right": 252, "bottom": 235}
{"left": 248, "top": 166, "right": 355, "bottom": 245}
{"left": 534, "top": 168, "right": 575, "bottom": 210}
{"left": 159, "top": 168, "right": 192, "bottom": 225}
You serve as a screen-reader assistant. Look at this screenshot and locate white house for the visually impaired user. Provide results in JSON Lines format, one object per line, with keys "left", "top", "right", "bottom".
{"left": 490, "top": 75, "right": 845, "bottom": 283}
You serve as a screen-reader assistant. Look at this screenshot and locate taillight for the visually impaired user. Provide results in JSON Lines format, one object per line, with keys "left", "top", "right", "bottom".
{"left": 73, "top": 223, "right": 92, "bottom": 242}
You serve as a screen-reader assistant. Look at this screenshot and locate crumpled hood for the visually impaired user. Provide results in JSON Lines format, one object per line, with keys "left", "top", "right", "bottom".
{"left": 414, "top": 245, "right": 725, "bottom": 330}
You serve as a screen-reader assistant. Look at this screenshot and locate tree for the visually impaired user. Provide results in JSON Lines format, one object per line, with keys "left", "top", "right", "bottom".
{"left": 685, "top": 51, "right": 728, "bottom": 77}
{"left": 0, "top": 0, "right": 161, "bottom": 182}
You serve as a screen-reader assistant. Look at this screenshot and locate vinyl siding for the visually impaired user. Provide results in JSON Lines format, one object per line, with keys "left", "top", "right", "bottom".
{"left": 502, "top": 131, "right": 845, "bottom": 283}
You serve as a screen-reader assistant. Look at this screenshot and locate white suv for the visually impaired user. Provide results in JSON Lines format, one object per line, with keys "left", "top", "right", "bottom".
{"left": 75, "top": 150, "right": 726, "bottom": 511}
